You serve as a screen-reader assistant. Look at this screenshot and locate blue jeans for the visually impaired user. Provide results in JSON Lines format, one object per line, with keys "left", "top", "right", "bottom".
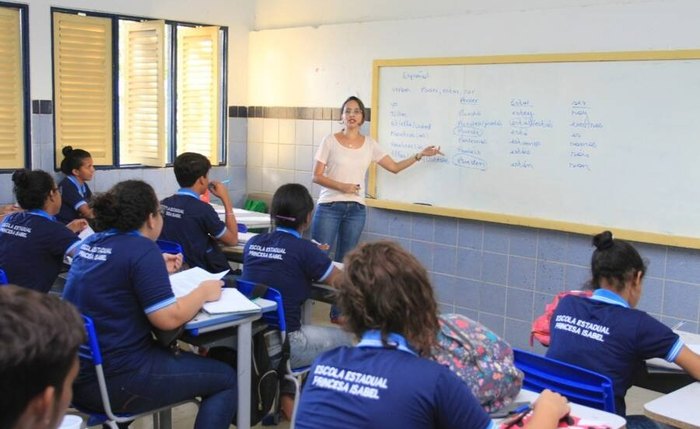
{"left": 311, "top": 202, "right": 366, "bottom": 262}
{"left": 74, "top": 348, "right": 237, "bottom": 429}
{"left": 289, "top": 324, "right": 353, "bottom": 368}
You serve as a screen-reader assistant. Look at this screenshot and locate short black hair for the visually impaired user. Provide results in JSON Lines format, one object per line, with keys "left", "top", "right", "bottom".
{"left": 91, "top": 180, "right": 159, "bottom": 232}
{"left": 59, "top": 146, "right": 92, "bottom": 176}
{"left": 11, "top": 169, "right": 55, "bottom": 210}
{"left": 0, "top": 285, "right": 85, "bottom": 429}
{"left": 270, "top": 183, "right": 314, "bottom": 230}
{"left": 173, "top": 152, "right": 211, "bottom": 187}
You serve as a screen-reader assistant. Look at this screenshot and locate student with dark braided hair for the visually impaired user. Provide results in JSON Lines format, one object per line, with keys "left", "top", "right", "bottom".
{"left": 63, "top": 180, "right": 237, "bottom": 429}
{"left": 0, "top": 169, "right": 87, "bottom": 292}
{"left": 56, "top": 146, "right": 95, "bottom": 224}
{"left": 547, "top": 231, "right": 700, "bottom": 428}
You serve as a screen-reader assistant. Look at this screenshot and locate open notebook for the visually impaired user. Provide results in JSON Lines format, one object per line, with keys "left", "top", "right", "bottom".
{"left": 170, "top": 267, "right": 260, "bottom": 315}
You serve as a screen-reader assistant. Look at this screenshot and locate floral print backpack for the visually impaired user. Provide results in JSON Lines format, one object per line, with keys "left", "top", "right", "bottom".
{"left": 431, "top": 313, "right": 523, "bottom": 412}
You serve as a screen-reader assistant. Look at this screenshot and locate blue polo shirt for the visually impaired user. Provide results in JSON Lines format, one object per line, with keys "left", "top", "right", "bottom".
{"left": 57, "top": 176, "right": 92, "bottom": 224}
{"left": 159, "top": 189, "right": 230, "bottom": 272}
{"left": 296, "top": 331, "right": 495, "bottom": 429}
{"left": 241, "top": 228, "right": 334, "bottom": 332}
{"left": 63, "top": 230, "right": 176, "bottom": 378}
{"left": 0, "top": 210, "right": 81, "bottom": 292}
{"left": 546, "top": 289, "right": 683, "bottom": 415}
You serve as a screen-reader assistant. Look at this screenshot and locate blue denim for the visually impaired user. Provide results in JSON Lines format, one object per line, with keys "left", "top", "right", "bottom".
{"left": 289, "top": 324, "right": 353, "bottom": 368}
{"left": 311, "top": 202, "right": 367, "bottom": 262}
{"left": 74, "top": 348, "right": 237, "bottom": 429}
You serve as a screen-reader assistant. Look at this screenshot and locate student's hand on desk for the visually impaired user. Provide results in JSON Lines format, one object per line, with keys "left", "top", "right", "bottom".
{"left": 524, "top": 389, "right": 570, "bottom": 429}
{"left": 163, "top": 253, "right": 183, "bottom": 274}
{"left": 66, "top": 218, "right": 89, "bottom": 234}
{"left": 198, "top": 279, "right": 224, "bottom": 302}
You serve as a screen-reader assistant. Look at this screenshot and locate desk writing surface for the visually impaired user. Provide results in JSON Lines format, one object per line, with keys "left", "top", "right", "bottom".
{"left": 497, "top": 389, "right": 626, "bottom": 429}
{"left": 644, "top": 382, "right": 700, "bottom": 429}
{"left": 370, "top": 50, "right": 700, "bottom": 249}
{"left": 211, "top": 204, "right": 271, "bottom": 229}
{"left": 647, "top": 330, "right": 700, "bottom": 371}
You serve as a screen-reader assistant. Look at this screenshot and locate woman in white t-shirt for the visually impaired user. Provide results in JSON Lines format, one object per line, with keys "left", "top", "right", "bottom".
{"left": 311, "top": 96, "right": 443, "bottom": 263}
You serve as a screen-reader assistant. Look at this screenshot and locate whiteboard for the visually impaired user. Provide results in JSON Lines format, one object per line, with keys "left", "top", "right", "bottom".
{"left": 369, "top": 51, "right": 700, "bottom": 248}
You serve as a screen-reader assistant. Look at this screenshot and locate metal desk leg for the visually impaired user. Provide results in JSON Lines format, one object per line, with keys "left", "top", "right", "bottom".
{"left": 237, "top": 320, "right": 252, "bottom": 429}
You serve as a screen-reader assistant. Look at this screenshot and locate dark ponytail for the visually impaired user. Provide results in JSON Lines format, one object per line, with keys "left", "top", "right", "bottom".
{"left": 271, "top": 183, "right": 314, "bottom": 230}
{"left": 589, "top": 230, "right": 646, "bottom": 291}
{"left": 59, "top": 146, "right": 92, "bottom": 176}
{"left": 11, "top": 169, "right": 55, "bottom": 210}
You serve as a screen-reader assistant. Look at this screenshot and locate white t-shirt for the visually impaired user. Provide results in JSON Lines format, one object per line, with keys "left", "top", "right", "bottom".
{"left": 314, "top": 134, "right": 387, "bottom": 204}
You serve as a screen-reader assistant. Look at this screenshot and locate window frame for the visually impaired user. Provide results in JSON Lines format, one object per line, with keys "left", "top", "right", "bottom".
{"left": 50, "top": 7, "right": 228, "bottom": 169}
{"left": 0, "top": 1, "right": 30, "bottom": 171}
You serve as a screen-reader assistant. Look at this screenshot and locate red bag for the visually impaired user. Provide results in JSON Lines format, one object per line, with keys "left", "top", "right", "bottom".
{"left": 530, "top": 290, "right": 592, "bottom": 347}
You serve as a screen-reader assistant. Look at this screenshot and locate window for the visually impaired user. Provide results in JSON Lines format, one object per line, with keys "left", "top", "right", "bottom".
{"left": 52, "top": 9, "right": 227, "bottom": 168}
{"left": 0, "top": 2, "right": 29, "bottom": 169}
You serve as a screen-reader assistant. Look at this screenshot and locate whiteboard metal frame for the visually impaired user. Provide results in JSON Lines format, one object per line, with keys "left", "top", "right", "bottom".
{"left": 368, "top": 50, "right": 700, "bottom": 249}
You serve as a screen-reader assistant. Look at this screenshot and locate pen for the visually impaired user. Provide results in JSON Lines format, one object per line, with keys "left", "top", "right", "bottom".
{"left": 500, "top": 406, "right": 531, "bottom": 429}
{"left": 672, "top": 321, "right": 685, "bottom": 331}
{"left": 311, "top": 239, "right": 322, "bottom": 245}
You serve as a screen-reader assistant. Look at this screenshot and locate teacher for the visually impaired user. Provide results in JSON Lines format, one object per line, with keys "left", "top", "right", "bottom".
{"left": 311, "top": 96, "right": 443, "bottom": 262}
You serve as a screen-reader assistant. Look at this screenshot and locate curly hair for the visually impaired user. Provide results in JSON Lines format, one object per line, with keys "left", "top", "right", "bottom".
{"left": 11, "top": 169, "right": 55, "bottom": 210}
{"left": 91, "top": 180, "right": 159, "bottom": 232}
{"left": 337, "top": 241, "right": 439, "bottom": 355}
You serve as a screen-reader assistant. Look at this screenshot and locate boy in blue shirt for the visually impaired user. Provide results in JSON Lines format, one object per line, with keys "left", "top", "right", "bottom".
{"left": 159, "top": 152, "right": 238, "bottom": 272}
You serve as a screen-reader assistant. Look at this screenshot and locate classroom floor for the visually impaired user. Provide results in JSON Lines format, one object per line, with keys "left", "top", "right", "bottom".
{"left": 76, "top": 301, "right": 665, "bottom": 428}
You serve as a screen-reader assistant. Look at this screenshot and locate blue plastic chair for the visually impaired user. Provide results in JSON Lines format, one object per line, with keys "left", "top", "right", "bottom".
{"left": 0, "top": 269, "right": 7, "bottom": 285}
{"left": 156, "top": 239, "right": 183, "bottom": 255}
{"left": 513, "top": 348, "right": 616, "bottom": 413}
{"left": 235, "top": 279, "right": 309, "bottom": 428}
{"left": 76, "top": 315, "right": 198, "bottom": 429}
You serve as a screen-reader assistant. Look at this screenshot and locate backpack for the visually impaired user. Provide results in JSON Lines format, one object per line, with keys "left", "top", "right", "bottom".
{"left": 530, "top": 290, "right": 593, "bottom": 347}
{"left": 208, "top": 328, "right": 281, "bottom": 427}
{"left": 431, "top": 313, "right": 523, "bottom": 413}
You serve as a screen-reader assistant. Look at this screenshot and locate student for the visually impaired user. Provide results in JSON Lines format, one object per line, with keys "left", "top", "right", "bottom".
{"left": 0, "top": 169, "right": 87, "bottom": 293}
{"left": 56, "top": 146, "right": 95, "bottom": 224}
{"left": 159, "top": 152, "right": 238, "bottom": 272}
{"left": 311, "top": 96, "right": 443, "bottom": 262}
{"left": 547, "top": 231, "right": 700, "bottom": 426}
{"left": 241, "top": 183, "right": 352, "bottom": 419}
{"left": 0, "top": 285, "right": 85, "bottom": 429}
{"left": 63, "top": 180, "right": 237, "bottom": 429}
{"left": 296, "top": 241, "right": 570, "bottom": 429}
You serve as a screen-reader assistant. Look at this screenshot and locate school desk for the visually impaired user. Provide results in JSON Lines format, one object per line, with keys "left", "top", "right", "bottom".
{"left": 644, "top": 382, "right": 700, "bottom": 429}
{"left": 211, "top": 204, "right": 271, "bottom": 230}
{"left": 639, "top": 330, "right": 700, "bottom": 393}
{"left": 182, "top": 297, "right": 277, "bottom": 429}
{"left": 497, "top": 389, "right": 626, "bottom": 428}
